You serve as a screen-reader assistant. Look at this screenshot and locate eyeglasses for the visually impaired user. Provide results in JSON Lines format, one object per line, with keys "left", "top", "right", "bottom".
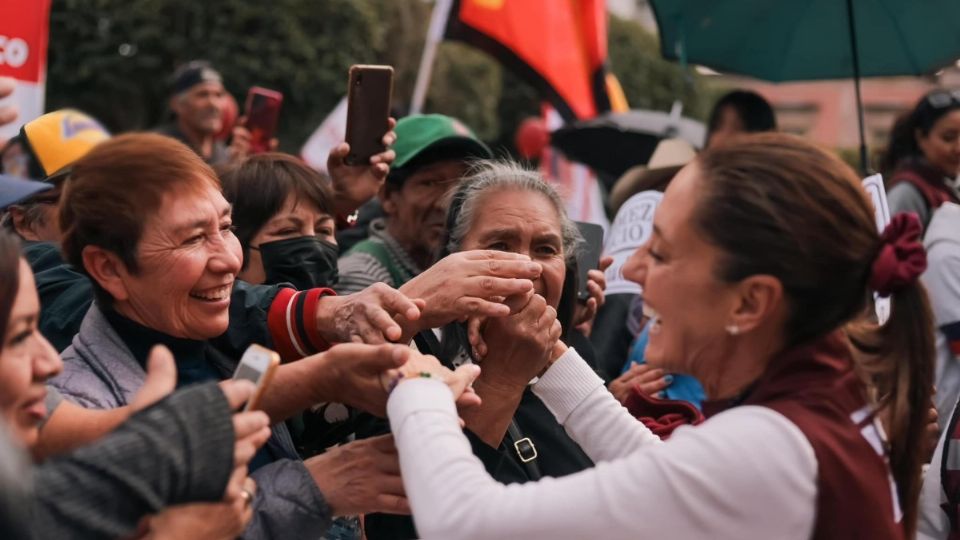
{"left": 926, "top": 89, "right": 960, "bottom": 109}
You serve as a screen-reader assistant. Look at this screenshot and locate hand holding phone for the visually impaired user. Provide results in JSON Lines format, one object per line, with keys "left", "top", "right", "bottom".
{"left": 575, "top": 222, "right": 605, "bottom": 302}
{"left": 243, "top": 87, "right": 283, "bottom": 154}
{"left": 344, "top": 65, "right": 394, "bottom": 166}
{"left": 233, "top": 344, "right": 280, "bottom": 411}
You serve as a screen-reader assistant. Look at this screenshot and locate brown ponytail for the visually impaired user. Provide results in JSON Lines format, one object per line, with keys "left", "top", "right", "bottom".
{"left": 847, "top": 281, "right": 934, "bottom": 534}
{"left": 697, "top": 133, "right": 934, "bottom": 534}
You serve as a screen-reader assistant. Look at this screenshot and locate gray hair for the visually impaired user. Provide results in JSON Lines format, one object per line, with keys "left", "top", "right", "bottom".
{"left": 445, "top": 159, "right": 582, "bottom": 261}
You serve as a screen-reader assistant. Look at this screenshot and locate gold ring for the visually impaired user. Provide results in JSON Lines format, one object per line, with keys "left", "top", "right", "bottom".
{"left": 240, "top": 487, "right": 254, "bottom": 506}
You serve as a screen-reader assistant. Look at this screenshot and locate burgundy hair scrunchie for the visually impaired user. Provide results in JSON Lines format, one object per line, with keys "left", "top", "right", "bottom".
{"left": 869, "top": 212, "right": 927, "bottom": 297}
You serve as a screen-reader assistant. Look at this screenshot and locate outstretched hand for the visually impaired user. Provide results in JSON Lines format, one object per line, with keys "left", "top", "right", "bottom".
{"left": 327, "top": 117, "right": 398, "bottom": 216}
{"left": 316, "top": 283, "right": 424, "bottom": 344}
{"left": 397, "top": 250, "right": 543, "bottom": 340}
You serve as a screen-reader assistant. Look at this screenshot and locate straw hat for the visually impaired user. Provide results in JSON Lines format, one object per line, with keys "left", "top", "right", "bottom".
{"left": 609, "top": 138, "right": 697, "bottom": 213}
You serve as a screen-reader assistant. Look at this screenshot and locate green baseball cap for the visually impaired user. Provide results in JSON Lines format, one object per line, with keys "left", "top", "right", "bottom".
{"left": 392, "top": 114, "right": 492, "bottom": 171}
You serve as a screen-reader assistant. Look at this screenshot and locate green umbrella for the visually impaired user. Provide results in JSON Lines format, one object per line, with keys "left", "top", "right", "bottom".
{"left": 650, "top": 0, "right": 960, "bottom": 171}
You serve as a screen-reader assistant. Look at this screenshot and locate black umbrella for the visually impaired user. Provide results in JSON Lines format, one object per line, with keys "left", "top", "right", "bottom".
{"left": 550, "top": 109, "right": 706, "bottom": 179}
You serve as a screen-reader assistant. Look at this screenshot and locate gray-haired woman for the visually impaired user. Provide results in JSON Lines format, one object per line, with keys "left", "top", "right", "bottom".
{"left": 362, "top": 160, "right": 605, "bottom": 540}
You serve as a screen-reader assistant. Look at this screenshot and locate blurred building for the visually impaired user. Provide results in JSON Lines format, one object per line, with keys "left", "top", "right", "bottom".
{"left": 607, "top": 0, "right": 960, "bottom": 151}
{"left": 729, "top": 75, "right": 939, "bottom": 150}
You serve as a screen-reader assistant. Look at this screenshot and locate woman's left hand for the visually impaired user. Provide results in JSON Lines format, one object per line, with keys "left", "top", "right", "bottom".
{"left": 573, "top": 256, "right": 613, "bottom": 336}
{"left": 327, "top": 118, "right": 398, "bottom": 217}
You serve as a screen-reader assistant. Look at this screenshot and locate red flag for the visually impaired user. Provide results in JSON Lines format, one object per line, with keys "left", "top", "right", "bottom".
{"left": 445, "top": 0, "right": 611, "bottom": 121}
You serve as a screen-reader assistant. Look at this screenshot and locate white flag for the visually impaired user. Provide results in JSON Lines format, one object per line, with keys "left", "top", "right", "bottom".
{"left": 300, "top": 96, "right": 348, "bottom": 173}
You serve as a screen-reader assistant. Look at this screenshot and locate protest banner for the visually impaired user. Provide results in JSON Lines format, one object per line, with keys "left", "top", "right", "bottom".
{"left": 0, "top": 0, "right": 51, "bottom": 140}
{"left": 863, "top": 173, "right": 891, "bottom": 324}
{"left": 603, "top": 190, "right": 662, "bottom": 296}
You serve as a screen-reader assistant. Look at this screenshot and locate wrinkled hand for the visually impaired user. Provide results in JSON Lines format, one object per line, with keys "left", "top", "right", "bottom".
{"left": 306, "top": 434, "right": 409, "bottom": 516}
{"left": 398, "top": 250, "right": 542, "bottom": 338}
{"left": 317, "top": 283, "right": 423, "bottom": 344}
{"left": 306, "top": 342, "right": 411, "bottom": 417}
{"left": 328, "top": 117, "right": 397, "bottom": 217}
{"left": 476, "top": 293, "right": 561, "bottom": 390}
{"left": 574, "top": 256, "right": 613, "bottom": 336}
{"left": 609, "top": 363, "right": 670, "bottom": 405}
{"left": 129, "top": 346, "right": 178, "bottom": 412}
{"left": 466, "top": 290, "right": 533, "bottom": 358}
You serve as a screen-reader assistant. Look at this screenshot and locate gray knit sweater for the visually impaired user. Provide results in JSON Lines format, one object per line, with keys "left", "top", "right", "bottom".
{"left": 0, "top": 383, "right": 234, "bottom": 538}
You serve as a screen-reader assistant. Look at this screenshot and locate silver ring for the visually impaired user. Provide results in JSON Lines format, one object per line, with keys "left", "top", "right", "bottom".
{"left": 240, "top": 487, "right": 254, "bottom": 506}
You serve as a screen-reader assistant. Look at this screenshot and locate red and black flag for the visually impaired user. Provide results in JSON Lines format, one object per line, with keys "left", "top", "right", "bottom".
{"left": 444, "top": 0, "right": 624, "bottom": 122}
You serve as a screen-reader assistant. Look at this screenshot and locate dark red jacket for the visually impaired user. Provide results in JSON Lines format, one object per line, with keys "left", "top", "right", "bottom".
{"left": 706, "top": 333, "right": 905, "bottom": 540}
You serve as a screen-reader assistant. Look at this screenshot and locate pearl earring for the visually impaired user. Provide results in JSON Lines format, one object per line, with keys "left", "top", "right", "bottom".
{"left": 725, "top": 325, "right": 740, "bottom": 336}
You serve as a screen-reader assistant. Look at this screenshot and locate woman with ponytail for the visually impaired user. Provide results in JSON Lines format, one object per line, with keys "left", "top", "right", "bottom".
{"left": 380, "top": 133, "right": 934, "bottom": 539}
{"left": 882, "top": 90, "right": 960, "bottom": 232}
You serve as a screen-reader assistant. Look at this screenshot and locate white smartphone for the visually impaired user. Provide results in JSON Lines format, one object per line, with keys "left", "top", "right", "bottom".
{"left": 233, "top": 344, "right": 280, "bottom": 411}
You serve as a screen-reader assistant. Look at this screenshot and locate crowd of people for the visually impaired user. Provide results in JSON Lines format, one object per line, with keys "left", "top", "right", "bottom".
{"left": 0, "top": 59, "right": 958, "bottom": 540}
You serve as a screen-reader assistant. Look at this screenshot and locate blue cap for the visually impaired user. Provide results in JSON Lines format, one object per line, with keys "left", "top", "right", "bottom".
{"left": 0, "top": 174, "right": 52, "bottom": 209}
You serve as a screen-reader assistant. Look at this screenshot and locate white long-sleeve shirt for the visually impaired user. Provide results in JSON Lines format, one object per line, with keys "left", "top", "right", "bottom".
{"left": 388, "top": 348, "right": 819, "bottom": 540}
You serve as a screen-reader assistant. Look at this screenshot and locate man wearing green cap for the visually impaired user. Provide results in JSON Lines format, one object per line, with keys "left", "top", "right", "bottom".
{"left": 337, "top": 114, "right": 492, "bottom": 293}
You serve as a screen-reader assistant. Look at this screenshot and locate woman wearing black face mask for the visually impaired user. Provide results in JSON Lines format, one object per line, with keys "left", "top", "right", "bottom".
{"left": 220, "top": 152, "right": 363, "bottom": 539}
{"left": 220, "top": 152, "right": 340, "bottom": 290}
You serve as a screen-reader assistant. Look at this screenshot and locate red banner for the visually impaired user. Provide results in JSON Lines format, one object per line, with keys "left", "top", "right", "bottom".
{"left": 0, "top": 0, "right": 51, "bottom": 83}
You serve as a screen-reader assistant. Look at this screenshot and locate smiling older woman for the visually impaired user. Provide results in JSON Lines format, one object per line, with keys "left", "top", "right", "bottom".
{"left": 383, "top": 133, "right": 934, "bottom": 539}
{"left": 48, "top": 133, "right": 429, "bottom": 539}
{"left": 361, "top": 161, "right": 606, "bottom": 540}
{"left": 0, "top": 228, "right": 274, "bottom": 538}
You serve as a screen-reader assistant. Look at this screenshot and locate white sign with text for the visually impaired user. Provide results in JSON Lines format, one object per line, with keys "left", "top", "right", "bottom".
{"left": 603, "top": 190, "right": 662, "bottom": 296}
{"left": 863, "top": 174, "right": 891, "bottom": 324}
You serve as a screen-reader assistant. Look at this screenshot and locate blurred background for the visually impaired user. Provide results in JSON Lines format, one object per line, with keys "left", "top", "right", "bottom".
{"left": 42, "top": 0, "right": 960, "bottom": 166}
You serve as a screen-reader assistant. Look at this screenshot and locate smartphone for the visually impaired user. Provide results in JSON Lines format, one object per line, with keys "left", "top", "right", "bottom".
{"left": 575, "top": 221, "right": 605, "bottom": 302}
{"left": 233, "top": 344, "right": 280, "bottom": 411}
{"left": 344, "top": 65, "right": 394, "bottom": 166}
{"left": 243, "top": 87, "right": 283, "bottom": 154}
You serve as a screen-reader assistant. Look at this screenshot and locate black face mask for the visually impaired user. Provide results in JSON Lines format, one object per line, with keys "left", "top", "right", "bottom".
{"left": 255, "top": 236, "right": 339, "bottom": 289}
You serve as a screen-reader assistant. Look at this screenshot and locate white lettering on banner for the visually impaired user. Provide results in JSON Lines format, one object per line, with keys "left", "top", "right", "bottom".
{"left": 0, "top": 36, "right": 29, "bottom": 69}
{"left": 862, "top": 174, "right": 892, "bottom": 325}
{"left": 604, "top": 191, "right": 662, "bottom": 296}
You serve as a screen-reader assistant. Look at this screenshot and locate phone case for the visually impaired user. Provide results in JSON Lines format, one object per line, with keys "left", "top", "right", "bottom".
{"left": 244, "top": 87, "right": 283, "bottom": 154}
{"left": 235, "top": 344, "right": 281, "bottom": 412}
{"left": 345, "top": 65, "right": 394, "bottom": 166}
{"left": 575, "top": 222, "right": 605, "bottom": 301}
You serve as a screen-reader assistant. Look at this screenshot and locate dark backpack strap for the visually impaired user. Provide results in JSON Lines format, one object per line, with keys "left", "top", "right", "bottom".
{"left": 506, "top": 420, "right": 542, "bottom": 480}
{"left": 417, "top": 330, "right": 543, "bottom": 480}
